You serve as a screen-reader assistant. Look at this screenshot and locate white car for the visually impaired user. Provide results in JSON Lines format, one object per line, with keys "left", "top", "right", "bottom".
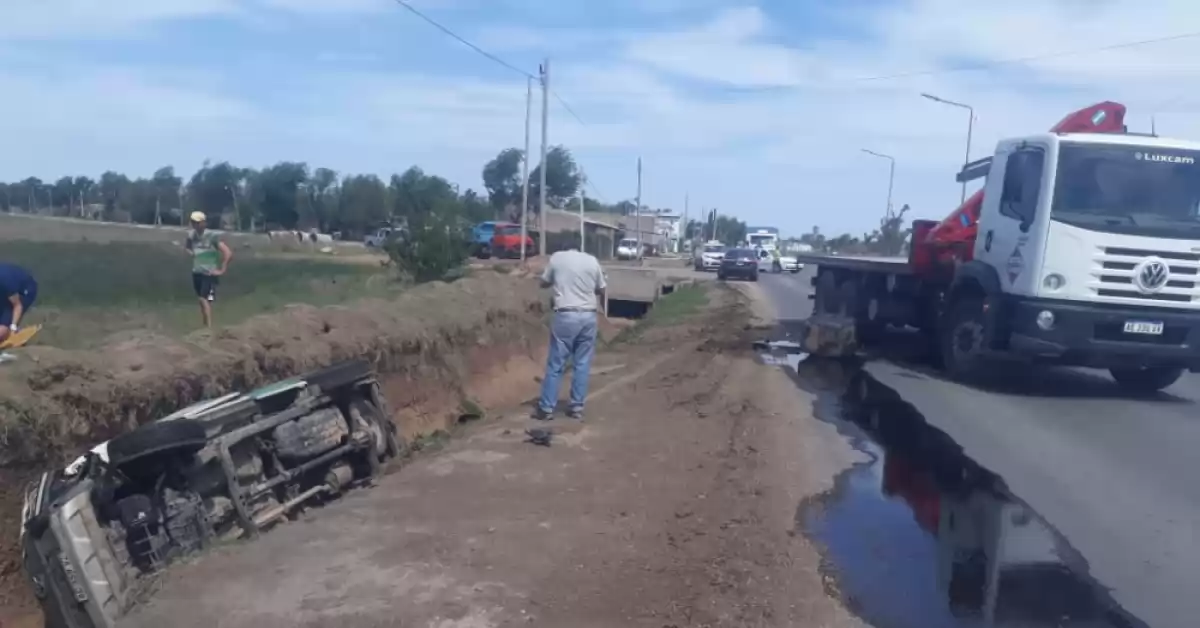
{"left": 693, "top": 243, "right": 725, "bottom": 271}
{"left": 616, "top": 238, "right": 641, "bottom": 260}
{"left": 778, "top": 255, "right": 802, "bottom": 273}
{"left": 754, "top": 248, "right": 801, "bottom": 273}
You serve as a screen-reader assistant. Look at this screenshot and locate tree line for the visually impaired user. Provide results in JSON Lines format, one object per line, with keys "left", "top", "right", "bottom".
{"left": 798, "top": 204, "right": 914, "bottom": 256}
{"left": 0, "top": 145, "right": 678, "bottom": 239}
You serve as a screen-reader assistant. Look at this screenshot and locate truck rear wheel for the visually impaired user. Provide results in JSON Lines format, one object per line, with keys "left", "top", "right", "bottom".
{"left": 940, "top": 297, "right": 989, "bottom": 382}
{"left": 1109, "top": 366, "right": 1183, "bottom": 395}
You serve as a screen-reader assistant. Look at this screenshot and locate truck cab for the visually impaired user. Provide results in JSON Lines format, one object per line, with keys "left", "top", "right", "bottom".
{"left": 947, "top": 131, "right": 1200, "bottom": 390}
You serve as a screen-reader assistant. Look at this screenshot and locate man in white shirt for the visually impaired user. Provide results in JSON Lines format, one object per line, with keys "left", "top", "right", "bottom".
{"left": 533, "top": 248, "right": 607, "bottom": 420}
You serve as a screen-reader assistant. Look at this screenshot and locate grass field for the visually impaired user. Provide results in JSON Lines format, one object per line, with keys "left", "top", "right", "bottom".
{"left": 4, "top": 240, "right": 394, "bottom": 348}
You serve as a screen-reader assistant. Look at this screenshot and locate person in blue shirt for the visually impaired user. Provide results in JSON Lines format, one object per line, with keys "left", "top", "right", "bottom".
{"left": 0, "top": 263, "right": 37, "bottom": 345}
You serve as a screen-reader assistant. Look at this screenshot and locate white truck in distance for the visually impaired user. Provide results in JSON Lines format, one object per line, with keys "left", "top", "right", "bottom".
{"left": 796, "top": 107, "right": 1200, "bottom": 394}
{"left": 746, "top": 227, "right": 800, "bottom": 273}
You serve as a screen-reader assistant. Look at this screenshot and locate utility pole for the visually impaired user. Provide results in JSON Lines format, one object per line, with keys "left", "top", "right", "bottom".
{"left": 520, "top": 76, "right": 532, "bottom": 262}
{"left": 537, "top": 59, "right": 550, "bottom": 257}
{"left": 921, "top": 93, "right": 973, "bottom": 204}
{"left": 682, "top": 192, "right": 689, "bottom": 253}
{"left": 861, "top": 148, "right": 896, "bottom": 220}
{"left": 635, "top": 157, "right": 642, "bottom": 253}
{"left": 578, "top": 175, "right": 586, "bottom": 252}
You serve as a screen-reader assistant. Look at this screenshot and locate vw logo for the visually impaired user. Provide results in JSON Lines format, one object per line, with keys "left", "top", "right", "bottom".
{"left": 1133, "top": 258, "right": 1170, "bottom": 293}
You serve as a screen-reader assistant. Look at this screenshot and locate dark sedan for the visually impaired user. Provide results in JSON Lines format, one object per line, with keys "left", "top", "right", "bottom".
{"left": 717, "top": 248, "right": 759, "bottom": 281}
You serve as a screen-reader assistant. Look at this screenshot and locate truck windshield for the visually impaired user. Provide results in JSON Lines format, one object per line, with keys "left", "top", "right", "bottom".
{"left": 1051, "top": 143, "right": 1200, "bottom": 238}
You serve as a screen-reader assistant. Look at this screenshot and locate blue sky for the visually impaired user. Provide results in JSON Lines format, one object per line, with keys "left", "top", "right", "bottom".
{"left": 3, "top": 0, "right": 1200, "bottom": 237}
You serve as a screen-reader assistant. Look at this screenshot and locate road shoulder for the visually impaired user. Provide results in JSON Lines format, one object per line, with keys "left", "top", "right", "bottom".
{"left": 122, "top": 283, "right": 864, "bottom": 628}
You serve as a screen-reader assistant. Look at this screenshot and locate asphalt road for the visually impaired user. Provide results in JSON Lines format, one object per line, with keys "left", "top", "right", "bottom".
{"left": 756, "top": 268, "right": 1198, "bottom": 628}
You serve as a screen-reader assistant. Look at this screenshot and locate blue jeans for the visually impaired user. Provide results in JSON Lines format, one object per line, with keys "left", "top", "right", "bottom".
{"left": 538, "top": 310, "right": 598, "bottom": 414}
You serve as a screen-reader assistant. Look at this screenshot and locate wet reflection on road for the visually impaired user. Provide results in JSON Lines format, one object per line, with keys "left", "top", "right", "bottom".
{"left": 758, "top": 344, "right": 1148, "bottom": 628}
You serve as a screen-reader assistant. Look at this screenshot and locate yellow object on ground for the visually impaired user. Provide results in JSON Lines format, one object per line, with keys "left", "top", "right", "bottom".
{"left": 0, "top": 324, "right": 42, "bottom": 350}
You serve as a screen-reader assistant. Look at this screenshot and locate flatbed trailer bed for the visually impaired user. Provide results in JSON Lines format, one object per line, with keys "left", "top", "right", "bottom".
{"left": 793, "top": 253, "right": 913, "bottom": 275}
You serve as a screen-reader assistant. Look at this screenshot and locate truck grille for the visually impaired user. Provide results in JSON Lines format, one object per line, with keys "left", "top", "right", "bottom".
{"left": 1092, "top": 247, "right": 1200, "bottom": 303}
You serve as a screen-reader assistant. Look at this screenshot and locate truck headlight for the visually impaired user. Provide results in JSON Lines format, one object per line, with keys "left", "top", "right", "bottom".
{"left": 1036, "top": 310, "right": 1055, "bottom": 331}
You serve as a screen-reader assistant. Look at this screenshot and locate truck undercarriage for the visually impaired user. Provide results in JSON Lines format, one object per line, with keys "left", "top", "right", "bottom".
{"left": 21, "top": 360, "right": 401, "bottom": 628}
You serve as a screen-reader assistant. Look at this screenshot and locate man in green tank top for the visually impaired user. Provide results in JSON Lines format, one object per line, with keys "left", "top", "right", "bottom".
{"left": 185, "top": 211, "right": 233, "bottom": 329}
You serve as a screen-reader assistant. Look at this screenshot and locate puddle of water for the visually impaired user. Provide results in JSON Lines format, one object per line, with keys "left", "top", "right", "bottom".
{"left": 755, "top": 343, "right": 1147, "bottom": 628}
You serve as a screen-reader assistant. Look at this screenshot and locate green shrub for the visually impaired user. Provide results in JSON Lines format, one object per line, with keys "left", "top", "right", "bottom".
{"left": 385, "top": 213, "right": 470, "bottom": 283}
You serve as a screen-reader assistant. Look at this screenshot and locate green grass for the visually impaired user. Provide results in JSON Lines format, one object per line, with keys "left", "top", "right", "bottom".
{"left": 4, "top": 240, "right": 393, "bottom": 348}
{"left": 614, "top": 283, "right": 709, "bottom": 343}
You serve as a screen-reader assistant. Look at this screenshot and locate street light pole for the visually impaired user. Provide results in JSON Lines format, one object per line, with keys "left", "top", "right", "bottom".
{"left": 861, "top": 148, "right": 895, "bottom": 218}
{"left": 921, "top": 92, "right": 974, "bottom": 204}
{"left": 520, "top": 76, "right": 532, "bottom": 262}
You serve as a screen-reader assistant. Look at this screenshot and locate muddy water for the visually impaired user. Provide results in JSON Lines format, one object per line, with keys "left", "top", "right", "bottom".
{"left": 757, "top": 345, "right": 1148, "bottom": 628}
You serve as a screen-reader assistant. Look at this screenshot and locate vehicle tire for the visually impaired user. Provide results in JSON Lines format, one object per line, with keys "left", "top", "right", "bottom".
{"left": 273, "top": 407, "right": 349, "bottom": 461}
{"left": 750, "top": 272, "right": 759, "bottom": 282}
{"left": 940, "top": 296, "right": 990, "bottom": 382}
{"left": 837, "top": 280, "right": 883, "bottom": 345}
{"left": 1109, "top": 366, "right": 1183, "bottom": 395}
{"left": 350, "top": 397, "right": 401, "bottom": 460}
{"left": 717, "top": 272, "right": 726, "bottom": 281}
{"left": 303, "top": 360, "right": 372, "bottom": 391}
{"left": 107, "top": 419, "right": 208, "bottom": 468}
{"left": 813, "top": 272, "right": 840, "bottom": 316}
{"left": 477, "top": 245, "right": 492, "bottom": 260}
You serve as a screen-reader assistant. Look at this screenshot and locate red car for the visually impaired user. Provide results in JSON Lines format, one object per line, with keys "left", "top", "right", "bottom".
{"left": 490, "top": 225, "right": 536, "bottom": 259}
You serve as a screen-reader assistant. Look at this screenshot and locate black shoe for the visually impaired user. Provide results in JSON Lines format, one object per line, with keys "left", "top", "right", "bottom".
{"left": 531, "top": 407, "right": 554, "bottom": 421}
{"left": 566, "top": 407, "right": 584, "bottom": 420}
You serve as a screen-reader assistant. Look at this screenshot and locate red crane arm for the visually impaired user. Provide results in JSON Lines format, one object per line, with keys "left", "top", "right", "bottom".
{"left": 920, "top": 101, "right": 1128, "bottom": 267}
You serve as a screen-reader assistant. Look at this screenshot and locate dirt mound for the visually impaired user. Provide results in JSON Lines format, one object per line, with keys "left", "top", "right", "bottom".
{"left": 0, "top": 273, "right": 547, "bottom": 468}
{"left": 0, "top": 272, "right": 551, "bottom": 621}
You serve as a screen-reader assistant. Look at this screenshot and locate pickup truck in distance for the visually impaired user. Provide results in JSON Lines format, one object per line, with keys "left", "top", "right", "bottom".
{"left": 21, "top": 360, "right": 401, "bottom": 628}
{"left": 798, "top": 101, "right": 1200, "bottom": 394}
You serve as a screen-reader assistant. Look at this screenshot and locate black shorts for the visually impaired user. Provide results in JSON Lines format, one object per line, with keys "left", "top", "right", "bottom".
{"left": 192, "top": 273, "right": 219, "bottom": 301}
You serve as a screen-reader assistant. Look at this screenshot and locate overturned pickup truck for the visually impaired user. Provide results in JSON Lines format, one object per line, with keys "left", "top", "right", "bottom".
{"left": 21, "top": 360, "right": 401, "bottom": 628}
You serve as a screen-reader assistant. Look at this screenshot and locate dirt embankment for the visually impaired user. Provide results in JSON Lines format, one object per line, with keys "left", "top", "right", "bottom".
{"left": 0, "top": 269, "right": 562, "bottom": 619}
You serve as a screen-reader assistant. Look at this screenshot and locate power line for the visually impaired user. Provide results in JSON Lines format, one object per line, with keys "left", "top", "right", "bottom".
{"left": 389, "top": 0, "right": 612, "bottom": 205}
{"left": 389, "top": 0, "right": 534, "bottom": 79}
{"left": 850, "top": 30, "right": 1200, "bottom": 83}
{"left": 552, "top": 91, "right": 587, "bottom": 126}
{"left": 705, "top": 29, "right": 1200, "bottom": 94}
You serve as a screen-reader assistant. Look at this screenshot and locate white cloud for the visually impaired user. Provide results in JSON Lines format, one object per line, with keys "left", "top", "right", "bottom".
{"left": 625, "top": 7, "right": 813, "bottom": 88}
{"left": 0, "top": 0, "right": 241, "bottom": 40}
{"left": 4, "top": 0, "right": 1200, "bottom": 236}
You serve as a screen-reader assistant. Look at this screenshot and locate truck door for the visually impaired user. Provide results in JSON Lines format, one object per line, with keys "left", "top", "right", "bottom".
{"left": 974, "top": 144, "right": 1049, "bottom": 296}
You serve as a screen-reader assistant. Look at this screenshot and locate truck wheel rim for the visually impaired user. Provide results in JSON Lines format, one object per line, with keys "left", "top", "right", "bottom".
{"left": 953, "top": 321, "right": 983, "bottom": 358}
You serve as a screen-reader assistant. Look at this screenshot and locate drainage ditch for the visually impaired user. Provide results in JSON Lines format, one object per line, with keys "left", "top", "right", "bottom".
{"left": 757, "top": 340, "right": 1148, "bottom": 628}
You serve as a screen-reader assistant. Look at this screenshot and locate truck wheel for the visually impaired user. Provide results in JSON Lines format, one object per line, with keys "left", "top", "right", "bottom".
{"left": 940, "top": 297, "right": 989, "bottom": 382}
{"left": 477, "top": 245, "right": 492, "bottom": 260}
{"left": 814, "top": 272, "right": 840, "bottom": 315}
{"left": 1109, "top": 366, "right": 1183, "bottom": 395}
{"left": 350, "top": 397, "right": 402, "bottom": 460}
{"left": 838, "top": 280, "right": 883, "bottom": 345}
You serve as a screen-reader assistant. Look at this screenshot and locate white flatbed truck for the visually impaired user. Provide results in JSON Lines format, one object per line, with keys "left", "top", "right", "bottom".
{"left": 794, "top": 101, "right": 1200, "bottom": 394}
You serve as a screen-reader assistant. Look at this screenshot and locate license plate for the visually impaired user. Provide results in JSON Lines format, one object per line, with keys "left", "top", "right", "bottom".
{"left": 1123, "top": 321, "right": 1164, "bottom": 335}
